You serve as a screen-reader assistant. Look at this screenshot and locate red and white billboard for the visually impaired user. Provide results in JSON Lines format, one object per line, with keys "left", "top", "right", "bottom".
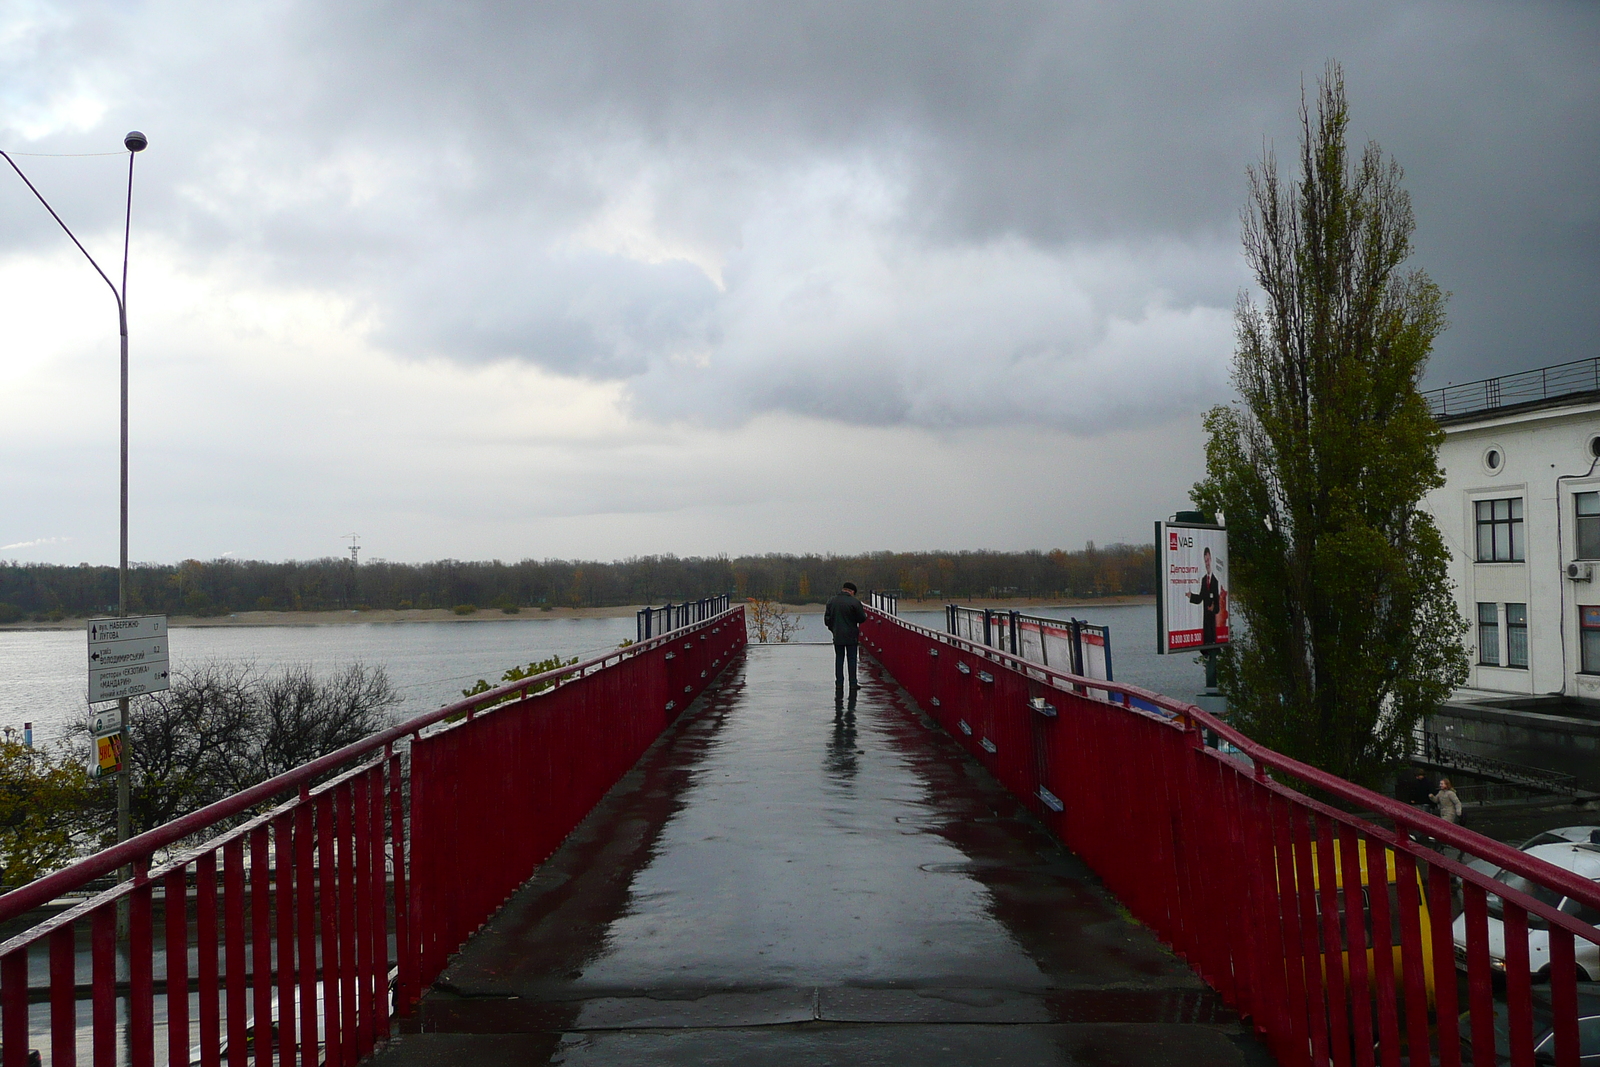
{"left": 1155, "top": 521, "right": 1229, "bottom": 654}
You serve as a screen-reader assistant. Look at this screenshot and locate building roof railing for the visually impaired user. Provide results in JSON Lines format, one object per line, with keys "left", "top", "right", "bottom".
{"left": 1424, "top": 355, "right": 1600, "bottom": 421}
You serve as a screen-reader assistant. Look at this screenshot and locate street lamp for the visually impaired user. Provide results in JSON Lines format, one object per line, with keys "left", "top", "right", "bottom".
{"left": 1, "top": 131, "right": 148, "bottom": 851}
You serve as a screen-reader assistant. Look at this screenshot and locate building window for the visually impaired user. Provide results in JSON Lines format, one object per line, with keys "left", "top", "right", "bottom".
{"left": 1506, "top": 603, "right": 1528, "bottom": 668}
{"left": 1477, "top": 603, "right": 1499, "bottom": 666}
{"left": 1582, "top": 606, "right": 1600, "bottom": 675}
{"left": 1577, "top": 492, "right": 1600, "bottom": 560}
{"left": 1475, "top": 498, "right": 1525, "bottom": 562}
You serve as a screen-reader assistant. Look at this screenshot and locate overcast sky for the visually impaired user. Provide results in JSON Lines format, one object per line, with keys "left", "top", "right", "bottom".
{"left": 3, "top": 1, "right": 1596, "bottom": 565}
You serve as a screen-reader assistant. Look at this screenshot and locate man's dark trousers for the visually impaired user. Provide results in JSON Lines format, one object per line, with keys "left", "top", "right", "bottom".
{"left": 824, "top": 590, "right": 867, "bottom": 689}
{"left": 835, "top": 642, "right": 859, "bottom": 688}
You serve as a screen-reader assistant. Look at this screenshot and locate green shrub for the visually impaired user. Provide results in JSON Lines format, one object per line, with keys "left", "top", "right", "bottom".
{"left": 454, "top": 654, "right": 580, "bottom": 719}
{"left": 452, "top": 604, "right": 477, "bottom": 616}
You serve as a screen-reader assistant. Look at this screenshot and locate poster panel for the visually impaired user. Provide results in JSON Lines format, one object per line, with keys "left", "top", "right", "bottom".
{"left": 1075, "top": 622, "right": 1113, "bottom": 682}
{"left": 91, "top": 732, "right": 124, "bottom": 779}
{"left": 1156, "top": 521, "right": 1229, "bottom": 654}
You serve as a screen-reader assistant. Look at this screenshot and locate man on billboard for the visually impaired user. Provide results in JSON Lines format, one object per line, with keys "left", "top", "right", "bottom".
{"left": 1157, "top": 519, "right": 1229, "bottom": 654}
{"left": 1187, "top": 546, "right": 1222, "bottom": 647}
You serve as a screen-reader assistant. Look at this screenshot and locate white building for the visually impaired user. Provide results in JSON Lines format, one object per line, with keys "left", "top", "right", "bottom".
{"left": 1423, "top": 357, "right": 1600, "bottom": 701}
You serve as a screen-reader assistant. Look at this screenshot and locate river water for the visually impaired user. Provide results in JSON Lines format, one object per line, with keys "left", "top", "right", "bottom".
{"left": 0, "top": 603, "right": 1206, "bottom": 747}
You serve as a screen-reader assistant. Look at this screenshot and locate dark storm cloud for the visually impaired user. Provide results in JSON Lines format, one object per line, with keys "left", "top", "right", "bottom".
{"left": 3, "top": 0, "right": 1596, "bottom": 423}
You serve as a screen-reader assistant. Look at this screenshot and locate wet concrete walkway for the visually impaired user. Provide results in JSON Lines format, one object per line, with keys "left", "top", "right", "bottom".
{"left": 370, "top": 646, "right": 1271, "bottom": 1065}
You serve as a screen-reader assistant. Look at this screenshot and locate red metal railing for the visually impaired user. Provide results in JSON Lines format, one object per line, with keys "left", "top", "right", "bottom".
{"left": 0, "top": 607, "right": 746, "bottom": 1067}
{"left": 861, "top": 609, "right": 1600, "bottom": 1067}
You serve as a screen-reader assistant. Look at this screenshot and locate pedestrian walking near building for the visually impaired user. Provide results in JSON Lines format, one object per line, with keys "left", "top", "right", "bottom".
{"left": 1399, "top": 767, "right": 1434, "bottom": 813}
{"left": 824, "top": 582, "right": 867, "bottom": 689}
{"left": 1430, "top": 778, "right": 1463, "bottom": 825}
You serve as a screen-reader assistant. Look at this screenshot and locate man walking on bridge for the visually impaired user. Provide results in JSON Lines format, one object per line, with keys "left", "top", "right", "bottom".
{"left": 825, "top": 582, "right": 868, "bottom": 690}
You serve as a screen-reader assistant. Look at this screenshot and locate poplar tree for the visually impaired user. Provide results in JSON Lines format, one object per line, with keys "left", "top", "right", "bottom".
{"left": 1192, "top": 65, "right": 1468, "bottom": 788}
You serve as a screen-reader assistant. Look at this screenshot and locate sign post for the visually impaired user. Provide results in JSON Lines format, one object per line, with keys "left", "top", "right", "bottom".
{"left": 1154, "top": 518, "right": 1229, "bottom": 687}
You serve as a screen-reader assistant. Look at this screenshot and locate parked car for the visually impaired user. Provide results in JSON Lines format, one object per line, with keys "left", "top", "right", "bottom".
{"left": 1457, "top": 982, "right": 1600, "bottom": 1064}
{"left": 1464, "top": 826, "right": 1600, "bottom": 882}
{"left": 1453, "top": 842, "right": 1600, "bottom": 981}
{"left": 1304, "top": 837, "right": 1437, "bottom": 1003}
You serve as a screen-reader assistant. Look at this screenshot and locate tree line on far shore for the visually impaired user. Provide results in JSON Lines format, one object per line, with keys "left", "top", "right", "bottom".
{"left": 0, "top": 544, "right": 1155, "bottom": 620}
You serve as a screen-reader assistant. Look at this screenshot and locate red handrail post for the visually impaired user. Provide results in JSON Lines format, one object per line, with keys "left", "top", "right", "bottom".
{"left": 335, "top": 784, "right": 359, "bottom": 1065}
{"left": 250, "top": 826, "right": 274, "bottom": 1067}
{"left": 351, "top": 772, "right": 375, "bottom": 1058}
{"left": 1462, "top": 881, "right": 1496, "bottom": 1065}
{"left": 316, "top": 793, "right": 342, "bottom": 1067}
{"left": 272, "top": 813, "right": 296, "bottom": 1067}
{"left": 195, "top": 851, "right": 221, "bottom": 1067}
{"left": 1, "top": 948, "right": 28, "bottom": 1067}
{"left": 294, "top": 801, "right": 317, "bottom": 1066}
{"left": 129, "top": 857, "right": 155, "bottom": 1067}
{"left": 388, "top": 749, "right": 413, "bottom": 1017}
{"left": 223, "top": 838, "right": 248, "bottom": 1067}
{"left": 165, "top": 866, "right": 190, "bottom": 1067}
{"left": 1427, "top": 863, "right": 1463, "bottom": 1067}
{"left": 93, "top": 902, "right": 118, "bottom": 1067}
{"left": 366, "top": 765, "right": 388, "bottom": 1044}
{"left": 50, "top": 922, "right": 77, "bottom": 1067}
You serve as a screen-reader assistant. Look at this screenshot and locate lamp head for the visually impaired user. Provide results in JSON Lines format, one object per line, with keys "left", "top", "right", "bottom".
{"left": 124, "top": 131, "right": 148, "bottom": 153}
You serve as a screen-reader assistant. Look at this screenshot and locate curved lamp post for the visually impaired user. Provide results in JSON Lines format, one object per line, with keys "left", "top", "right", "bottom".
{"left": 1, "top": 131, "right": 148, "bottom": 850}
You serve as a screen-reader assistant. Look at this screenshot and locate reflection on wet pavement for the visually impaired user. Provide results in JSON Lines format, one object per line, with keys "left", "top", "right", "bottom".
{"left": 370, "top": 645, "right": 1269, "bottom": 1066}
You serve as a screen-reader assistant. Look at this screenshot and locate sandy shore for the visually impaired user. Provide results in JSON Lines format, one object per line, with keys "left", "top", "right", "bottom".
{"left": 0, "top": 595, "right": 1153, "bottom": 632}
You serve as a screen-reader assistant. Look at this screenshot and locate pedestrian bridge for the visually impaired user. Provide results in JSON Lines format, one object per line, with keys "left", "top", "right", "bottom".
{"left": 375, "top": 644, "right": 1254, "bottom": 1065}
{"left": 2, "top": 607, "right": 1597, "bottom": 1066}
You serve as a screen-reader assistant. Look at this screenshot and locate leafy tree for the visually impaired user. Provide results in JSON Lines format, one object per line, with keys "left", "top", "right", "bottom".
{"left": 1192, "top": 65, "right": 1468, "bottom": 788}
{"left": 0, "top": 740, "right": 95, "bottom": 885}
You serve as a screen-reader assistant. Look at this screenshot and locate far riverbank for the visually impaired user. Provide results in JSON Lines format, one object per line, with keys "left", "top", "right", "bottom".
{"left": 0, "top": 595, "right": 1155, "bottom": 632}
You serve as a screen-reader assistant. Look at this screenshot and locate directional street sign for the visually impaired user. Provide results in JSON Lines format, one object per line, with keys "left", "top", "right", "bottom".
{"left": 89, "top": 661, "right": 171, "bottom": 703}
{"left": 88, "top": 614, "right": 170, "bottom": 704}
{"left": 87, "top": 615, "right": 166, "bottom": 644}
{"left": 90, "top": 635, "right": 165, "bottom": 669}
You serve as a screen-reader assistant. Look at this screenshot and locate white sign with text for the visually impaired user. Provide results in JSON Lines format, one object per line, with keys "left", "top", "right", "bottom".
{"left": 88, "top": 615, "right": 170, "bottom": 703}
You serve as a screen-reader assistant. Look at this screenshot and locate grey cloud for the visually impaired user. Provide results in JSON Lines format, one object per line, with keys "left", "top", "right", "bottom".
{"left": 381, "top": 247, "right": 721, "bottom": 377}
{"left": 2, "top": 0, "right": 1596, "bottom": 426}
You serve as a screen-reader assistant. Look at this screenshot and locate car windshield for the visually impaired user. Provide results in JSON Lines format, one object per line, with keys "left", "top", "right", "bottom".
{"left": 1488, "top": 868, "right": 1564, "bottom": 919}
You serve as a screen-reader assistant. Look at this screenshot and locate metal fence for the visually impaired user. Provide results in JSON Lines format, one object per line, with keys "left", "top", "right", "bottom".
{"left": 946, "top": 605, "right": 1112, "bottom": 682}
{"left": 0, "top": 606, "right": 747, "bottom": 1067}
{"left": 1421, "top": 733, "right": 1579, "bottom": 798}
{"left": 635, "top": 594, "right": 731, "bottom": 643}
{"left": 867, "top": 590, "right": 899, "bottom": 616}
{"left": 1424, "top": 356, "right": 1600, "bottom": 420}
{"left": 862, "top": 607, "right": 1600, "bottom": 1067}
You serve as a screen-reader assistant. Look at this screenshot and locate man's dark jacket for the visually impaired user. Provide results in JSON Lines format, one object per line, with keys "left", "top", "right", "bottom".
{"left": 824, "top": 593, "right": 867, "bottom": 646}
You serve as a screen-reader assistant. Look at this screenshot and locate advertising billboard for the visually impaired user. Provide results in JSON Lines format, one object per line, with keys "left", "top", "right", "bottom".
{"left": 1155, "top": 521, "right": 1229, "bottom": 654}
